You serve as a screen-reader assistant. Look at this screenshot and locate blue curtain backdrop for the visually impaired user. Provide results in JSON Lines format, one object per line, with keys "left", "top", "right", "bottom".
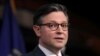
{"left": 0, "top": 1, "right": 26, "bottom": 56}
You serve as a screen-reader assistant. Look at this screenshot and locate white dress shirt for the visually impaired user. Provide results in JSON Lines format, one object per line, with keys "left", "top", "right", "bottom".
{"left": 39, "top": 44, "right": 62, "bottom": 56}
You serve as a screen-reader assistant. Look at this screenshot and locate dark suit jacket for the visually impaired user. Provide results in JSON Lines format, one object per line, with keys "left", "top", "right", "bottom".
{"left": 24, "top": 46, "right": 69, "bottom": 56}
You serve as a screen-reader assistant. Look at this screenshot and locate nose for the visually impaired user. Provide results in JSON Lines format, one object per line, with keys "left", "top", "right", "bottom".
{"left": 56, "top": 25, "right": 63, "bottom": 34}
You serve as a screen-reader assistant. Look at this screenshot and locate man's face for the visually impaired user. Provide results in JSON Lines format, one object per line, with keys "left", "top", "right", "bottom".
{"left": 33, "top": 11, "right": 68, "bottom": 50}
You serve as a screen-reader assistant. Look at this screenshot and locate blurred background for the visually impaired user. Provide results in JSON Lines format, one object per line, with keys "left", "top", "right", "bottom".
{"left": 0, "top": 0, "right": 100, "bottom": 56}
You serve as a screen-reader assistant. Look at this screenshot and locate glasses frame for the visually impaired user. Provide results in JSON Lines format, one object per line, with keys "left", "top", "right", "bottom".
{"left": 38, "top": 23, "right": 68, "bottom": 31}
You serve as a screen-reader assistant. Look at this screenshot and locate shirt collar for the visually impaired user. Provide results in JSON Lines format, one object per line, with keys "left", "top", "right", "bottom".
{"left": 39, "top": 44, "right": 62, "bottom": 56}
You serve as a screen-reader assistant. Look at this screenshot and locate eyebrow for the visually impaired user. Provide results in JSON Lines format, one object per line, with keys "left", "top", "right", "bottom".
{"left": 46, "top": 21, "right": 68, "bottom": 24}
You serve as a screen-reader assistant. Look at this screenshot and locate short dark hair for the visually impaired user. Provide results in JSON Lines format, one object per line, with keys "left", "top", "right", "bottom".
{"left": 33, "top": 3, "right": 68, "bottom": 25}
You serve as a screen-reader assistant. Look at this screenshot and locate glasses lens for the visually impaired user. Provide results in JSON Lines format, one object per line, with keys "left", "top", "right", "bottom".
{"left": 47, "top": 23, "right": 58, "bottom": 30}
{"left": 61, "top": 24, "right": 68, "bottom": 30}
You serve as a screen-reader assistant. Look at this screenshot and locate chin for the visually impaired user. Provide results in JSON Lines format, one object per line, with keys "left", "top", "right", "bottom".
{"left": 55, "top": 44, "right": 65, "bottom": 49}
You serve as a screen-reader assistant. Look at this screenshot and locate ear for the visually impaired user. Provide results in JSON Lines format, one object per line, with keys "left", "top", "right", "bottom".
{"left": 33, "top": 25, "right": 41, "bottom": 37}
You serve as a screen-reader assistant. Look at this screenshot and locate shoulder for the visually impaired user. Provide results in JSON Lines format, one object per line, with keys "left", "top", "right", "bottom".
{"left": 23, "top": 46, "right": 46, "bottom": 56}
{"left": 62, "top": 53, "right": 70, "bottom": 56}
{"left": 23, "top": 51, "right": 34, "bottom": 56}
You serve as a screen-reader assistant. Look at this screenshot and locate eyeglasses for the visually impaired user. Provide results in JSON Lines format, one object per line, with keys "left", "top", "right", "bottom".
{"left": 39, "top": 23, "right": 68, "bottom": 31}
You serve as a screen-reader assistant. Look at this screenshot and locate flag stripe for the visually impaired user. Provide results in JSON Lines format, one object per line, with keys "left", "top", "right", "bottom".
{"left": 0, "top": 1, "right": 26, "bottom": 56}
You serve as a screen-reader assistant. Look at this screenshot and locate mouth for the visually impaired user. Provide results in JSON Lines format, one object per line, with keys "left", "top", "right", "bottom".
{"left": 54, "top": 37, "right": 64, "bottom": 42}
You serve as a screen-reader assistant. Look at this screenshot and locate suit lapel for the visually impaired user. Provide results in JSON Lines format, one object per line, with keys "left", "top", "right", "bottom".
{"left": 62, "top": 52, "right": 69, "bottom": 56}
{"left": 33, "top": 46, "right": 46, "bottom": 56}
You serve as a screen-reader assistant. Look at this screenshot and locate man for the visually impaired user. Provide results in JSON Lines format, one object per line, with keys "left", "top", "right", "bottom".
{"left": 24, "top": 3, "right": 69, "bottom": 56}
